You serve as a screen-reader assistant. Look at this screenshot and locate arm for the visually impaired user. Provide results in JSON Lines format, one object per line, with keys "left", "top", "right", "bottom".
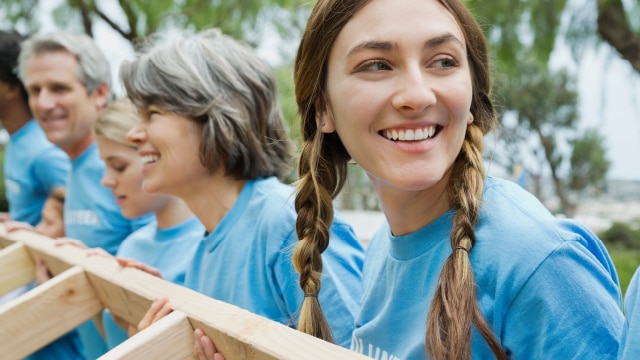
{"left": 502, "top": 241, "right": 623, "bottom": 359}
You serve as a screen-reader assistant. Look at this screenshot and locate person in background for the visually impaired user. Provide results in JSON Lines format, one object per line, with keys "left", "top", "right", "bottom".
{"left": 17, "top": 31, "right": 153, "bottom": 359}
{"left": 0, "top": 29, "right": 78, "bottom": 360}
{"left": 619, "top": 268, "right": 640, "bottom": 359}
{"left": 93, "top": 97, "right": 204, "bottom": 350}
{"left": 5, "top": 187, "right": 66, "bottom": 238}
{"left": 0, "top": 29, "right": 69, "bottom": 297}
{"left": 121, "top": 29, "right": 364, "bottom": 348}
{"left": 289, "top": 0, "right": 622, "bottom": 359}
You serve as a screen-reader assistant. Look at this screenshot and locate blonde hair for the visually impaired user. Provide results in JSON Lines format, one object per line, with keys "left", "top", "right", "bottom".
{"left": 94, "top": 97, "right": 138, "bottom": 148}
{"left": 293, "top": 0, "right": 507, "bottom": 358}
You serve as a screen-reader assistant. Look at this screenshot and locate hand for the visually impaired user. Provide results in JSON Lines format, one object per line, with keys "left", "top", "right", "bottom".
{"left": 53, "top": 237, "right": 88, "bottom": 249}
{"left": 4, "top": 221, "right": 35, "bottom": 233}
{"left": 194, "top": 328, "right": 225, "bottom": 360}
{"left": 116, "top": 257, "right": 163, "bottom": 278}
{"left": 86, "top": 247, "right": 115, "bottom": 259}
{"left": 130, "top": 297, "right": 173, "bottom": 337}
{"left": 34, "top": 257, "right": 53, "bottom": 285}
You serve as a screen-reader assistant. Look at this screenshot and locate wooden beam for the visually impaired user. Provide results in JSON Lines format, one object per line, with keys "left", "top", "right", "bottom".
{"left": 0, "top": 266, "right": 104, "bottom": 360}
{"left": 0, "top": 227, "right": 369, "bottom": 360}
{"left": 100, "top": 310, "right": 194, "bottom": 360}
{"left": 0, "top": 242, "right": 34, "bottom": 296}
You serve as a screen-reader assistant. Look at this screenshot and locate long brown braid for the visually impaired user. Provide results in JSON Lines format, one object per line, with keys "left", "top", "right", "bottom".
{"left": 426, "top": 123, "right": 508, "bottom": 360}
{"left": 291, "top": 0, "right": 362, "bottom": 343}
{"left": 293, "top": 101, "right": 350, "bottom": 342}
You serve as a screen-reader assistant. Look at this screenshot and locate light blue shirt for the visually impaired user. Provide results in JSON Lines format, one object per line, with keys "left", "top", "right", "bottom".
{"left": 4, "top": 119, "right": 69, "bottom": 225}
{"left": 184, "top": 177, "right": 364, "bottom": 348}
{"left": 64, "top": 142, "right": 153, "bottom": 254}
{"left": 352, "top": 176, "right": 623, "bottom": 359}
{"left": 64, "top": 142, "right": 153, "bottom": 359}
{"left": 102, "top": 217, "right": 204, "bottom": 349}
{"left": 619, "top": 267, "right": 640, "bottom": 359}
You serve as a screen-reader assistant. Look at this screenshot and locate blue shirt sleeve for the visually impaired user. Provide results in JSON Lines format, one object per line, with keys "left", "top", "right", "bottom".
{"left": 503, "top": 241, "right": 624, "bottom": 359}
{"left": 32, "top": 146, "right": 70, "bottom": 194}
{"left": 619, "top": 267, "right": 640, "bottom": 360}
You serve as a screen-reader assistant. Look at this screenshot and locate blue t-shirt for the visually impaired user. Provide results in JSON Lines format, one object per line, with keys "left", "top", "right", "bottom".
{"left": 64, "top": 142, "right": 153, "bottom": 254}
{"left": 352, "top": 176, "right": 623, "bottom": 359}
{"left": 4, "top": 119, "right": 69, "bottom": 225}
{"left": 183, "top": 177, "right": 364, "bottom": 348}
{"left": 102, "top": 216, "right": 204, "bottom": 349}
{"left": 64, "top": 142, "right": 153, "bottom": 359}
{"left": 619, "top": 267, "right": 640, "bottom": 360}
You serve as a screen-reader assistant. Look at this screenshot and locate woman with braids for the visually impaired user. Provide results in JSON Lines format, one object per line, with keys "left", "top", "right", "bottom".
{"left": 120, "top": 28, "right": 364, "bottom": 348}
{"left": 288, "top": 0, "right": 624, "bottom": 359}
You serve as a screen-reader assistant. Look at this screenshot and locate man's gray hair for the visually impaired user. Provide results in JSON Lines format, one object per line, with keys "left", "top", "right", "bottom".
{"left": 17, "top": 31, "right": 111, "bottom": 94}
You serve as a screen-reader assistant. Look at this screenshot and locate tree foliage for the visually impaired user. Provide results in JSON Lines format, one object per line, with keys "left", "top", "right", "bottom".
{"left": 492, "top": 54, "right": 609, "bottom": 216}
{"left": 1, "top": 0, "right": 635, "bottom": 213}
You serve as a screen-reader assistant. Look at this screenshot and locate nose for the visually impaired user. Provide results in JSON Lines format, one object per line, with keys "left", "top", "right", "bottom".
{"left": 101, "top": 173, "right": 117, "bottom": 188}
{"left": 391, "top": 67, "right": 436, "bottom": 114}
{"left": 126, "top": 121, "right": 147, "bottom": 146}
{"left": 32, "top": 88, "right": 56, "bottom": 112}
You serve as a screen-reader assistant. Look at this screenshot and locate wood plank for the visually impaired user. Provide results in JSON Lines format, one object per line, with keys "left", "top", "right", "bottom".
{"left": 0, "top": 227, "right": 369, "bottom": 360}
{"left": 100, "top": 310, "right": 194, "bottom": 360}
{"left": 0, "top": 242, "right": 34, "bottom": 296}
{"left": 0, "top": 266, "right": 104, "bottom": 360}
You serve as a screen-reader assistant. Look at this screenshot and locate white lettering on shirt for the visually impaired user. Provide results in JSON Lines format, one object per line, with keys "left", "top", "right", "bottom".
{"left": 351, "top": 334, "right": 400, "bottom": 360}
{"left": 65, "top": 210, "right": 100, "bottom": 226}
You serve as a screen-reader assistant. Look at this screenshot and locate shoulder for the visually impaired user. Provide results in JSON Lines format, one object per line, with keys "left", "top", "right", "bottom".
{"left": 473, "top": 176, "right": 616, "bottom": 295}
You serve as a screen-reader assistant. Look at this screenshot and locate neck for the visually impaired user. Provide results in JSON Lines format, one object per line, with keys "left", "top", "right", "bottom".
{"left": 64, "top": 132, "right": 95, "bottom": 160}
{"left": 2, "top": 103, "right": 32, "bottom": 135}
{"left": 375, "top": 173, "right": 453, "bottom": 237}
{"left": 178, "top": 174, "right": 248, "bottom": 233}
{"left": 153, "top": 196, "right": 195, "bottom": 229}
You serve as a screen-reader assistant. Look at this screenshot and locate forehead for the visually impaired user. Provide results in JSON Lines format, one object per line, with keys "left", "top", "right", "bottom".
{"left": 333, "top": 0, "right": 465, "bottom": 54}
{"left": 96, "top": 136, "right": 137, "bottom": 159}
{"left": 24, "top": 50, "right": 82, "bottom": 87}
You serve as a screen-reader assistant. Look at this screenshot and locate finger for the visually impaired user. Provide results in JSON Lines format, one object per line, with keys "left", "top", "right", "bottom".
{"left": 86, "top": 248, "right": 113, "bottom": 258}
{"left": 34, "top": 257, "right": 53, "bottom": 285}
{"left": 200, "top": 333, "right": 216, "bottom": 359}
{"left": 152, "top": 301, "right": 173, "bottom": 323}
{"left": 117, "top": 258, "right": 163, "bottom": 278}
{"left": 137, "top": 298, "right": 167, "bottom": 331}
{"left": 194, "top": 329, "right": 205, "bottom": 360}
{"left": 54, "top": 238, "right": 87, "bottom": 249}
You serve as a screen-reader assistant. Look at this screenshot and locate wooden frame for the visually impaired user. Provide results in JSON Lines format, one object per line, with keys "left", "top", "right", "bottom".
{"left": 0, "top": 226, "right": 368, "bottom": 360}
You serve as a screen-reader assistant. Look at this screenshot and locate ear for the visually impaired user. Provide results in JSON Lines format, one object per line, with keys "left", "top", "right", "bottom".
{"left": 92, "top": 82, "right": 110, "bottom": 110}
{"left": 467, "top": 112, "right": 474, "bottom": 125}
{"left": 0, "top": 82, "right": 19, "bottom": 101}
{"left": 315, "top": 102, "right": 336, "bottom": 133}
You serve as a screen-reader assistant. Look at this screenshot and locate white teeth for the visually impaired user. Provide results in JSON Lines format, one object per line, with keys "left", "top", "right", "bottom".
{"left": 384, "top": 126, "right": 436, "bottom": 141}
{"left": 140, "top": 154, "right": 160, "bottom": 165}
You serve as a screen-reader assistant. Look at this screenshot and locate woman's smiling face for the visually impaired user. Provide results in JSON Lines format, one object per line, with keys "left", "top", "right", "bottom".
{"left": 126, "top": 106, "right": 208, "bottom": 198}
{"left": 321, "top": 0, "right": 473, "bottom": 195}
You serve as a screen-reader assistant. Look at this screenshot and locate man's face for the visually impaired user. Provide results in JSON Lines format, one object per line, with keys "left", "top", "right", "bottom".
{"left": 23, "top": 50, "right": 108, "bottom": 157}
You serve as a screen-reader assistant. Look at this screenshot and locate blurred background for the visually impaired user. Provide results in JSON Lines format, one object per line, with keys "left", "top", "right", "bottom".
{"left": 1, "top": 0, "right": 639, "bottom": 291}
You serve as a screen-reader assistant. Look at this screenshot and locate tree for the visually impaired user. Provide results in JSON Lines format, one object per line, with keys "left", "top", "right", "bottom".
{"left": 493, "top": 55, "right": 610, "bottom": 217}
{"left": 569, "top": 129, "right": 610, "bottom": 195}
{"left": 1, "top": 0, "right": 307, "bottom": 49}
{"left": 597, "top": 0, "right": 640, "bottom": 73}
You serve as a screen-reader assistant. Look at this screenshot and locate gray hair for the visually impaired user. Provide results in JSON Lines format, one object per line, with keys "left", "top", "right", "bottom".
{"left": 121, "top": 28, "right": 292, "bottom": 180}
{"left": 17, "top": 32, "right": 111, "bottom": 94}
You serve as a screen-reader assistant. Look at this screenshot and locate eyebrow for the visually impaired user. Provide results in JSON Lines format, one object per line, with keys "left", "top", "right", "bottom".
{"left": 346, "top": 33, "right": 465, "bottom": 57}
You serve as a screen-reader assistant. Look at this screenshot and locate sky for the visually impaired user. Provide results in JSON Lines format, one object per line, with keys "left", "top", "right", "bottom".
{"left": 33, "top": 0, "right": 640, "bottom": 181}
